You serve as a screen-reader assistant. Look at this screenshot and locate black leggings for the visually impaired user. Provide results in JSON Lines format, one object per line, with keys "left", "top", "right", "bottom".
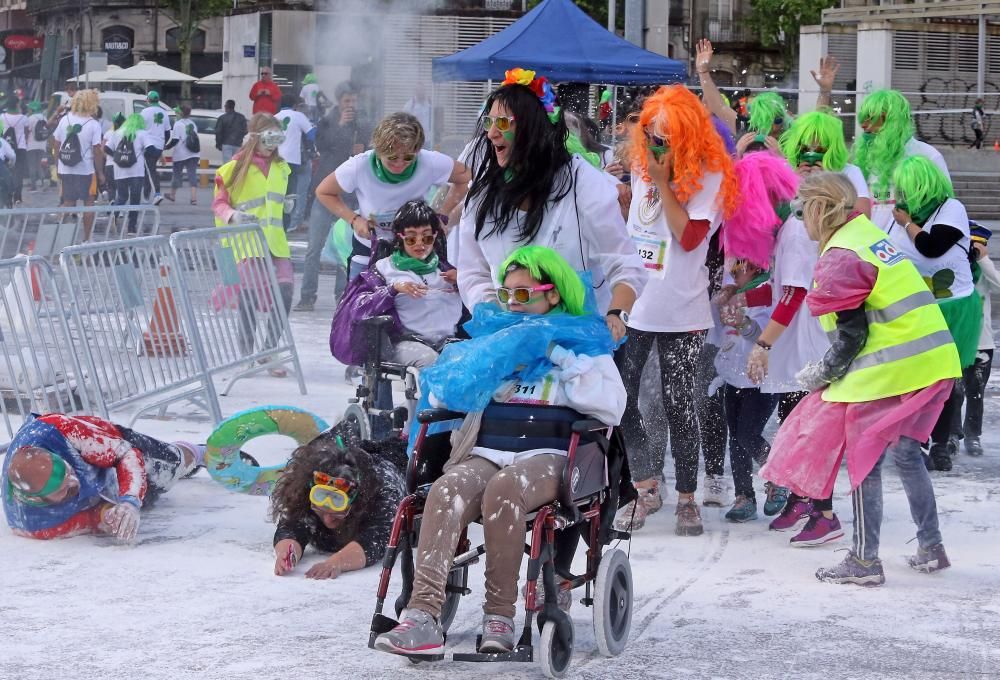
{"left": 724, "top": 385, "right": 778, "bottom": 501}
{"left": 696, "top": 343, "right": 727, "bottom": 478}
{"left": 115, "top": 425, "right": 184, "bottom": 507}
{"left": 616, "top": 327, "right": 705, "bottom": 492}
{"left": 961, "top": 349, "right": 993, "bottom": 438}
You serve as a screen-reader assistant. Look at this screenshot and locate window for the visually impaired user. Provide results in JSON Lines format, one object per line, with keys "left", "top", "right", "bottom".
{"left": 166, "top": 27, "right": 207, "bottom": 52}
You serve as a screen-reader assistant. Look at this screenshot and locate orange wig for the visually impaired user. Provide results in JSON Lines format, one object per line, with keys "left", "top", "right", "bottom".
{"left": 629, "top": 85, "right": 739, "bottom": 218}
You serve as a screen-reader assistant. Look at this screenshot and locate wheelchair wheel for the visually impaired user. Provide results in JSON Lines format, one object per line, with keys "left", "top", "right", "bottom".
{"left": 593, "top": 548, "right": 633, "bottom": 657}
{"left": 439, "top": 567, "right": 465, "bottom": 633}
{"left": 341, "top": 402, "right": 371, "bottom": 442}
{"left": 539, "top": 616, "right": 574, "bottom": 679}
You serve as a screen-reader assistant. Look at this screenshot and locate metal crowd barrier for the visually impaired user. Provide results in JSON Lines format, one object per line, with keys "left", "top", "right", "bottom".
{"left": 59, "top": 235, "right": 222, "bottom": 426}
{"left": 0, "top": 256, "right": 93, "bottom": 438}
{"left": 169, "top": 225, "right": 306, "bottom": 397}
{"left": 0, "top": 205, "right": 160, "bottom": 261}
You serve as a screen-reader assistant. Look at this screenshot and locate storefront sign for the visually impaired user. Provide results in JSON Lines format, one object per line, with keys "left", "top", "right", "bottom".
{"left": 3, "top": 35, "right": 43, "bottom": 51}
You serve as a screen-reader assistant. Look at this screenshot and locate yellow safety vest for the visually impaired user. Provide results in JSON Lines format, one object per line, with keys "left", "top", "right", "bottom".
{"left": 819, "top": 215, "right": 960, "bottom": 403}
{"left": 214, "top": 158, "right": 291, "bottom": 260}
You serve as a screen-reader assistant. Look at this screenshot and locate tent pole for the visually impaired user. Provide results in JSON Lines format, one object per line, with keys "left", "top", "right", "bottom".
{"left": 610, "top": 85, "right": 618, "bottom": 146}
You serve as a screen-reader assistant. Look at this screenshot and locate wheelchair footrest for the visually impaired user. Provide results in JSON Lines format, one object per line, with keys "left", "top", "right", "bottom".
{"left": 368, "top": 613, "right": 399, "bottom": 648}
{"left": 452, "top": 644, "right": 533, "bottom": 663}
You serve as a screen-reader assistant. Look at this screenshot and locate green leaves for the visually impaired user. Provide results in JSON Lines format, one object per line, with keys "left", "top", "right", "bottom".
{"left": 749, "top": 0, "right": 837, "bottom": 70}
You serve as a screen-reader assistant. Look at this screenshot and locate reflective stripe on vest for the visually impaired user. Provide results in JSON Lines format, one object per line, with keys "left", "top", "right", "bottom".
{"left": 818, "top": 215, "right": 960, "bottom": 403}
{"left": 214, "top": 159, "right": 291, "bottom": 260}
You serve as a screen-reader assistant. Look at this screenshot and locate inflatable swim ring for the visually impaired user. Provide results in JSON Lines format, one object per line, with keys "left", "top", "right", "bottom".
{"left": 205, "top": 406, "right": 329, "bottom": 495}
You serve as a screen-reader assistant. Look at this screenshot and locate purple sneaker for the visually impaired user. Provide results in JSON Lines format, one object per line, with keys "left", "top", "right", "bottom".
{"left": 789, "top": 512, "right": 844, "bottom": 547}
{"left": 816, "top": 551, "right": 885, "bottom": 587}
{"left": 769, "top": 499, "right": 813, "bottom": 532}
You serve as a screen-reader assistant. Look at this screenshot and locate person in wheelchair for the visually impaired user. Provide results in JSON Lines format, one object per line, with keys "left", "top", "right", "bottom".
{"left": 270, "top": 433, "right": 405, "bottom": 579}
{"left": 373, "top": 199, "right": 462, "bottom": 368}
{"left": 374, "top": 245, "right": 627, "bottom": 657}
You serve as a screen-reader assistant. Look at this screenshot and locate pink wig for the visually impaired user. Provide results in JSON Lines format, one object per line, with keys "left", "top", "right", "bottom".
{"left": 723, "top": 152, "right": 800, "bottom": 269}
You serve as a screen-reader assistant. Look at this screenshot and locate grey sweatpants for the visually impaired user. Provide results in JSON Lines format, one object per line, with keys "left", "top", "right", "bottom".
{"left": 408, "top": 453, "right": 563, "bottom": 620}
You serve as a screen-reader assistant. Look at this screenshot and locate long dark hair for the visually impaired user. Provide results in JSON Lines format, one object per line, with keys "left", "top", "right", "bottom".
{"left": 269, "top": 437, "right": 380, "bottom": 537}
{"left": 467, "top": 84, "right": 572, "bottom": 243}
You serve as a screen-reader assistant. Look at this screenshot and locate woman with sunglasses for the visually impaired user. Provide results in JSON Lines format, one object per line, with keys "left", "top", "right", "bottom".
{"left": 730, "top": 111, "right": 873, "bottom": 541}
{"left": 761, "top": 171, "right": 958, "bottom": 586}
{"left": 270, "top": 434, "right": 404, "bottom": 579}
{"left": 315, "top": 112, "right": 471, "bottom": 285}
{"left": 456, "top": 68, "right": 646, "bottom": 340}
{"left": 375, "top": 246, "right": 626, "bottom": 657}
{"left": 614, "top": 84, "right": 738, "bottom": 537}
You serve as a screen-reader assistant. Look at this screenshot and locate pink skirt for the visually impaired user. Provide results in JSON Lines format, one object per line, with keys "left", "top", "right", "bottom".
{"left": 760, "top": 379, "right": 953, "bottom": 498}
{"left": 210, "top": 257, "right": 292, "bottom": 312}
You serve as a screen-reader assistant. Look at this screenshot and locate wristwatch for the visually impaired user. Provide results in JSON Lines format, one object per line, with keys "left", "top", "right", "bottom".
{"left": 606, "top": 308, "right": 629, "bottom": 324}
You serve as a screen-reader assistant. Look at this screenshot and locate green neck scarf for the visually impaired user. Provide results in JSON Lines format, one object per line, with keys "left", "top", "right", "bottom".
{"left": 392, "top": 249, "right": 439, "bottom": 276}
{"left": 371, "top": 153, "right": 418, "bottom": 184}
{"left": 736, "top": 271, "right": 771, "bottom": 294}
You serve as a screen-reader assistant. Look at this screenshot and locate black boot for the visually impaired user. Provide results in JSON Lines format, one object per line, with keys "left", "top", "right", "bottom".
{"left": 929, "top": 443, "right": 952, "bottom": 472}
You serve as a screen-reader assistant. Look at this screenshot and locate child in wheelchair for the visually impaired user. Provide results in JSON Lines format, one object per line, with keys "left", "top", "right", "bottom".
{"left": 374, "top": 245, "right": 627, "bottom": 657}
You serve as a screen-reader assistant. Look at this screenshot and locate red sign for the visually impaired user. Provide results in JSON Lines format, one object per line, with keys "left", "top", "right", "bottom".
{"left": 4, "top": 35, "right": 44, "bottom": 51}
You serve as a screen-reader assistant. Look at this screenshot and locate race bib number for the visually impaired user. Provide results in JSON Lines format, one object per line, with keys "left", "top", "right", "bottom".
{"left": 506, "top": 373, "right": 556, "bottom": 406}
{"left": 373, "top": 211, "right": 396, "bottom": 240}
{"left": 631, "top": 234, "right": 667, "bottom": 279}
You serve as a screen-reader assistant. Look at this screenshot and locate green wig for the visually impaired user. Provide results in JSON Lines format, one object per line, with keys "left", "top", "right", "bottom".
{"left": 498, "top": 245, "right": 586, "bottom": 316}
{"left": 851, "top": 89, "right": 914, "bottom": 199}
{"left": 892, "top": 155, "right": 954, "bottom": 225}
{"left": 747, "top": 92, "right": 788, "bottom": 135}
{"left": 303, "top": 73, "right": 318, "bottom": 86}
{"left": 565, "top": 132, "right": 602, "bottom": 170}
{"left": 779, "top": 110, "right": 848, "bottom": 172}
{"left": 120, "top": 113, "right": 146, "bottom": 142}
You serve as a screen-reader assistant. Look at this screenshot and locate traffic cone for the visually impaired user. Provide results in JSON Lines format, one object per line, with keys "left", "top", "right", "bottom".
{"left": 26, "top": 240, "right": 41, "bottom": 302}
{"left": 994, "top": 140, "right": 999, "bottom": 152}
{"left": 143, "top": 265, "right": 188, "bottom": 356}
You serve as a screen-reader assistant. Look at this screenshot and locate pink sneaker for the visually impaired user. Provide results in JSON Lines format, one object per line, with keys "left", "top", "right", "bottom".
{"left": 789, "top": 512, "right": 844, "bottom": 547}
{"left": 768, "top": 499, "right": 813, "bottom": 532}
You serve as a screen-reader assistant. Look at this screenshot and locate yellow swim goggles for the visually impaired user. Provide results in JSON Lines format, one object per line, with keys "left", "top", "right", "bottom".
{"left": 309, "top": 471, "right": 358, "bottom": 513}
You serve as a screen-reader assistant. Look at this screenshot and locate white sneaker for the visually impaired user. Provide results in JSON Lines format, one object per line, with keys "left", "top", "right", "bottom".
{"left": 702, "top": 474, "right": 729, "bottom": 507}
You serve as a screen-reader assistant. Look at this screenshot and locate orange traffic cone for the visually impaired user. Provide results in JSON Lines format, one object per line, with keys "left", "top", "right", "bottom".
{"left": 994, "top": 140, "right": 999, "bottom": 152}
{"left": 26, "top": 240, "right": 41, "bottom": 302}
{"left": 143, "top": 265, "right": 188, "bottom": 356}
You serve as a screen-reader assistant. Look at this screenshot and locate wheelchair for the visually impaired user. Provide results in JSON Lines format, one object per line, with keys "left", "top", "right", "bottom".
{"left": 367, "top": 402, "right": 637, "bottom": 678}
{"left": 341, "top": 315, "right": 421, "bottom": 442}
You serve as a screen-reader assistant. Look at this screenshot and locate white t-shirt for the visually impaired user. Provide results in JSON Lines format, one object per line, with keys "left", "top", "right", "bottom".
{"left": 1, "top": 112, "right": 28, "bottom": 149}
{"left": 869, "top": 138, "right": 951, "bottom": 232}
{"left": 885, "top": 198, "right": 973, "bottom": 300}
{"left": 140, "top": 105, "right": 171, "bottom": 150}
{"left": 105, "top": 130, "right": 151, "bottom": 179}
{"left": 841, "top": 163, "right": 871, "bottom": 200}
{"left": 170, "top": 118, "right": 201, "bottom": 162}
{"left": 337, "top": 149, "right": 454, "bottom": 266}
{"left": 457, "top": 156, "right": 647, "bottom": 314}
{"left": 53, "top": 113, "right": 102, "bottom": 175}
{"left": 627, "top": 171, "right": 724, "bottom": 333}
{"left": 25, "top": 113, "right": 47, "bottom": 152}
{"left": 275, "top": 108, "right": 314, "bottom": 166}
{"left": 0, "top": 138, "right": 14, "bottom": 164}
{"left": 761, "top": 216, "right": 830, "bottom": 394}
{"left": 300, "top": 84, "right": 321, "bottom": 107}
{"left": 374, "top": 256, "right": 462, "bottom": 344}
{"left": 102, "top": 128, "right": 115, "bottom": 167}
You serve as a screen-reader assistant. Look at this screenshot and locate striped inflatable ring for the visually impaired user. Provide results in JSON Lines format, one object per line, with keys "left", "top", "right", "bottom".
{"left": 205, "top": 406, "right": 329, "bottom": 495}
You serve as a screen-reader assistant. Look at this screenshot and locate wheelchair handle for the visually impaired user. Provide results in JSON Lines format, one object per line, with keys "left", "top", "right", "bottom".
{"left": 572, "top": 419, "right": 608, "bottom": 434}
{"left": 417, "top": 408, "right": 466, "bottom": 424}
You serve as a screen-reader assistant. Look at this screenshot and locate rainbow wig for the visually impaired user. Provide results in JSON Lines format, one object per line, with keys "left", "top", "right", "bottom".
{"left": 723, "top": 152, "right": 800, "bottom": 269}
{"left": 119, "top": 113, "right": 146, "bottom": 142}
{"left": 711, "top": 114, "right": 737, "bottom": 157}
{"left": 747, "top": 92, "right": 788, "bottom": 135}
{"left": 892, "top": 155, "right": 954, "bottom": 224}
{"left": 852, "top": 89, "right": 914, "bottom": 198}
{"left": 779, "top": 110, "right": 848, "bottom": 172}
{"left": 630, "top": 85, "right": 739, "bottom": 218}
{"left": 499, "top": 245, "right": 586, "bottom": 316}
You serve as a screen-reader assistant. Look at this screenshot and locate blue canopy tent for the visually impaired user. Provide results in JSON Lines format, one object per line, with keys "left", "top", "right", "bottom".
{"left": 431, "top": 0, "right": 686, "bottom": 85}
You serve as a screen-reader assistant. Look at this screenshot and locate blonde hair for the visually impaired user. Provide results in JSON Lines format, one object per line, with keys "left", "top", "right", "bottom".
{"left": 70, "top": 89, "right": 99, "bottom": 116}
{"left": 225, "top": 113, "right": 283, "bottom": 194}
{"left": 797, "top": 171, "right": 858, "bottom": 249}
{"left": 371, "top": 112, "right": 424, "bottom": 156}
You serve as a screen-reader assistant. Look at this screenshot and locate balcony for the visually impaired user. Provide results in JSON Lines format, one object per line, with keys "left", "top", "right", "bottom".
{"left": 698, "top": 15, "right": 759, "bottom": 46}
{"left": 26, "top": 0, "right": 156, "bottom": 15}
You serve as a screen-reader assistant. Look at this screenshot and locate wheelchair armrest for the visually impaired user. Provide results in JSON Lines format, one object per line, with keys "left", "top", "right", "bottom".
{"left": 572, "top": 419, "right": 608, "bottom": 434}
{"left": 361, "top": 315, "right": 396, "bottom": 330}
{"left": 417, "top": 408, "right": 466, "bottom": 424}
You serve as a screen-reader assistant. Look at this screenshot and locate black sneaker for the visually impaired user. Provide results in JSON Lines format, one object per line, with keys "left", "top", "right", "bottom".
{"left": 907, "top": 543, "right": 951, "bottom": 573}
{"left": 965, "top": 436, "right": 984, "bottom": 457}
{"left": 929, "top": 443, "right": 952, "bottom": 472}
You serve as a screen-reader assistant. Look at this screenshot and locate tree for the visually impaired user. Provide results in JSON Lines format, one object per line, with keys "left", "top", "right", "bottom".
{"left": 527, "top": 0, "right": 625, "bottom": 31}
{"left": 160, "top": 0, "right": 231, "bottom": 102}
{"left": 749, "top": 0, "right": 838, "bottom": 71}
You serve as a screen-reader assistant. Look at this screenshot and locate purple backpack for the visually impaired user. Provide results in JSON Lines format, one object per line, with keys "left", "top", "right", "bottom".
{"left": 329, "top": 265, "right": 402, "bottom": 366}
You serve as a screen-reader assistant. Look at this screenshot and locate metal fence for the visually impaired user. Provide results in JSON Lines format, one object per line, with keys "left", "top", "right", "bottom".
{"left": 169, "top": 225, "right": 306, "bottom": 397}
{"left": 0, "top": 204, "right": 160, "bottom": 261}
{"left": 59, "top": 235, "right": 222, "bottom": 426}
{"left": 0, "top": 256, "right": 93, "bottom": 438}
